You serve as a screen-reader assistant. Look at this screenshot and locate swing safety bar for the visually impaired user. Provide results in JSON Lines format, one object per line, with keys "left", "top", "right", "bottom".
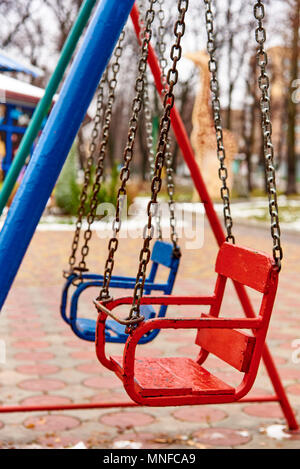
{"left": 94, "top": 299, "right": 145, "bottom": 326}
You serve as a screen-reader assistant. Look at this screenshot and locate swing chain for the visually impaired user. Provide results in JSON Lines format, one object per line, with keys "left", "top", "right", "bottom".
{"left": 157, "top": 0, "right": 168, "bottom": 89}
{"left": 157, "top": 0, "right": 181, "bottom": 255}
{"left": 254, "top": 1, "right": 282, "bottom": 271}
{"left": 203, "top": 0, "right": 235, "bottom": 244}
{"left": 128, "top": 0, "right": 188, "bottom": 329}
{"left": 64, "top": 69, "right": 108, "bottom": 279}
{"left": 143, "top": 73, "right": 156, "bottom": 180}
{"left": 138, "top": 0, "right": 163, "bottom": 240}
{"left": 144, "top": 72, "right": 163, "bottom": 240}
{"left": 138, "top": 0, "right": 155, "bottom": 176}
{"left": 75, "top": 30, "right": 126, "bottom": 276}
{"left": 98, "top": 0, "right": 157, "bottom": 302}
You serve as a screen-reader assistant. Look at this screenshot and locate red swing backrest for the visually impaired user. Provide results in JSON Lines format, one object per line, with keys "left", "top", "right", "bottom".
{"left": 215, "top": 242, "right": 274, "bottom": 294}
{"left": 196, "top": 242, "right": 277, "bottom": 373}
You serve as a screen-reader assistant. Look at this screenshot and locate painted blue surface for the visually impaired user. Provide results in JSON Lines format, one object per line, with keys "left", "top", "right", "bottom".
{"left": 0, "top": 104, "right": 36, "bottom": 176}
{"left": 151, "top": 240, "right": 175, "bottom": 268}
{"left": 61, "top": 241, "right": 180, "bottom": 344}
{"left": 0, "top": 52, "right": 43, "bottom": 77}
{"left": 0, "top": 0, "right": 135, "bottom": 310}
{"left": 74, "top": 305, "right": 157, "bottom": 343}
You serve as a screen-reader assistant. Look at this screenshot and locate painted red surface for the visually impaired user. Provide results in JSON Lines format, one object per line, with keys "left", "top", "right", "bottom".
{"left": 196, "top": 314, "right": 256, "bottom": 372}
{"left": 95, "top": 242, "right": 279, "bottom": 408}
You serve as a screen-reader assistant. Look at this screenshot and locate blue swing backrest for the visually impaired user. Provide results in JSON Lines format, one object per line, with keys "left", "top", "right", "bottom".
{"left": 145, "top": 240, "right": 180, "bottom": 297}
{"left": 141, "top": 240, "right": 180, "bottom": 327}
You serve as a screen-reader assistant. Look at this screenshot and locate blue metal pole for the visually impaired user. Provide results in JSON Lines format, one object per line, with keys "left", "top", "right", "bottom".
{"left": 0, "top": 0, "right": 135, "bottom": 310}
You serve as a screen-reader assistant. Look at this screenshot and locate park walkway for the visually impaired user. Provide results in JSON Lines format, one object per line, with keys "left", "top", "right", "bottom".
{"left": 0, "top": 220, "right": 299, "bottom": 449}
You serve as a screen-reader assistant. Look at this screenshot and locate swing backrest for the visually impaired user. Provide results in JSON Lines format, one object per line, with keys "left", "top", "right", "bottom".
{"left": 196, "top": 242, "right": 278, "bottom": 373}
{"left": 215, "top": 242, "right": 274, "bottom": 294}
{"left": 147, "top": 240, "right": 180, "bottom": 294}
{"left": 151, "top": 240, "right": 177, "bottom": 269}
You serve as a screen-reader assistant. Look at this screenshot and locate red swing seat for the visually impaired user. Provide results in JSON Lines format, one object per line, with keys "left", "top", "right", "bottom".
{"left": 95, "top": 242, "right": 278, "bottom": 406}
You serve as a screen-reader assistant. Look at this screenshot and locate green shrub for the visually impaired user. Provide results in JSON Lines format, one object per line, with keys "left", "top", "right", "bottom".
{"left": 55, "top": 145, "right": 132, "bottom": 216}
{"left": 55, "top": 144, "right": 81, "bottom": 215}
{"left": 86, "top": 162, "right": 120, "bottom": 212}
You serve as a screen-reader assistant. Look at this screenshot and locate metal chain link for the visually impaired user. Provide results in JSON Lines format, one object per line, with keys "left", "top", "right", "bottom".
{"left": 128, "top": 0, "right": 189, "bottom": 329}
{"left": 75, "top": 30, "right": 126, "bottom": 276}
{"left": 203, "top": 0, "right": 235, "bottom": 243}
{"left": 144, "top": 72, "right": 164, "bottom": 240}
{"left": 157, "top": 0, "right": 180, "bottom": 253}
{"left": 98, "top": 0, "right": 157, "bottom": 302}
{"left": 143, "top": 74, "right": 156, "bottom": 179}
{"left": 138, "top": 0, "right": 163, "bottom": 241}
{"left": 254, "top": 1, "right": 282, "bottom": 270}
{"left": 63, "top": 69, "right": 108, "bottom": 278}
{"left": 138, "top": 0, "right": 155, "bottom": 175}
{"left": 157, "top": 0, "right": 168, "bottom": 91}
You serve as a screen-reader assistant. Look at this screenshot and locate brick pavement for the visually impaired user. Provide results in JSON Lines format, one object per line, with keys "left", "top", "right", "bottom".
{"left": 0, "top": 221, "right": 299, "bottom": 449}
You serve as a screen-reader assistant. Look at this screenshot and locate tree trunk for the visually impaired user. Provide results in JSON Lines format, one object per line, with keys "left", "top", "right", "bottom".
{"left": 138, "top": 111, "right": 148, "bottom": 181}
{"left": 286, "top": 0, "right": 299, "bottom": 195}
{"left": 225, "top": 0, "right": 233, "bottom": 130}
{"left": 77, "top": 128, "right": 86, "bottom": 171}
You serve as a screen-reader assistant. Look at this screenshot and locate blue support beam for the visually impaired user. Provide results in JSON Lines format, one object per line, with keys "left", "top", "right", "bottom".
{"left": 0, "top": 0, "right": 135, "bottom": 310}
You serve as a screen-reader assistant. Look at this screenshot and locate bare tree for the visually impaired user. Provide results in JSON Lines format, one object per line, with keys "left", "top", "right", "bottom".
{"left": 0, "top": 1, "right": 32, "bottom": 49}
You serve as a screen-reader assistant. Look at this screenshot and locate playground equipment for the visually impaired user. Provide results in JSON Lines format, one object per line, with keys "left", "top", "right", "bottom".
{"left": 0, "top": 50, "right": 43, "bottom": 77}
{"left": 95, "top": 242, "right": 278, "bottom": 406}
{"left": 61, "top": 241, "right": 180, "bottom": 343}
{"left": 61, "top": 0, "right": 181, "bottom": 343}
{"left": 0, "top": 0, "right": 97, "bottom": 216}
{"left": 0, "top": 75, "right": 51, "bottom": 178}
{"left": 0, "top": 0, "right": 297, "bottom": 431}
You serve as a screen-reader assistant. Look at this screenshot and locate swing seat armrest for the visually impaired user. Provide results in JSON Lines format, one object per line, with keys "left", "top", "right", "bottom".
{"left": 94, "top": 295, "right": 218, "bottom": 327}
{"left": 98, "top": 295, "right": 218, "bottom": 310}
{"left": 128, "top": 316, "right": 263, "bottom": 343}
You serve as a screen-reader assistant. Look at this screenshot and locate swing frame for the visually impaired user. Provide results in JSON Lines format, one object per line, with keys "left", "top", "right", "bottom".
{"left": 0, "top": 1, "right": 297, "bottom": 431}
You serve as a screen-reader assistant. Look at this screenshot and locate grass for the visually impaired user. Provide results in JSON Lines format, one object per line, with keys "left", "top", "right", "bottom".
{"left": 251, "top": 204, "right": 300, "bottom": 223}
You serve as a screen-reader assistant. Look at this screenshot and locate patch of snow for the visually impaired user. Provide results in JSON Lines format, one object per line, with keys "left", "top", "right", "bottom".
{"left": 264, "top": 425, "right": 291, "bottom": 440}
{"left": 209, "top": 432, "right": 225, "bottom": 440}
{"left": 68, "top": 442, "right": 87, "bottom": 449}
{"left": 113, "top": 440, "right": 142, "bottom": 449}
{"left": 238, "top": 431, "right": 249, "bottom": 437}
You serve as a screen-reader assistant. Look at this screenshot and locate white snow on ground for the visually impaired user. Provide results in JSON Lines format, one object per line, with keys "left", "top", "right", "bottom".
{"left": 1, "top": 197, "right": 300, "bottom": 232}
{"left": 68, "top": 442, "right": 87, "bottom": 449}
{"left": 263, "top": 425, "right": 291, "bottom": 440}
{"left": 238, "top": 431, "right": 249, "bottom": 437}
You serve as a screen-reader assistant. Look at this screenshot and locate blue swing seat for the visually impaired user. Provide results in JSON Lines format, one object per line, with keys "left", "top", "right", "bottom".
{"left": 75, "top": 304, "right": 156, "bottom": 343}
{"left": 60, "top": 240, "right": 180, "bottom": 343}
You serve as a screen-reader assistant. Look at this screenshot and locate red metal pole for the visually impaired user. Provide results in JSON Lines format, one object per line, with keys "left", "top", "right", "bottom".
{"left": 130, "top": 4, "right": 298, "bottom": 431}
{"left": 0, "top": 401, "right": 138, "bottom": 413}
